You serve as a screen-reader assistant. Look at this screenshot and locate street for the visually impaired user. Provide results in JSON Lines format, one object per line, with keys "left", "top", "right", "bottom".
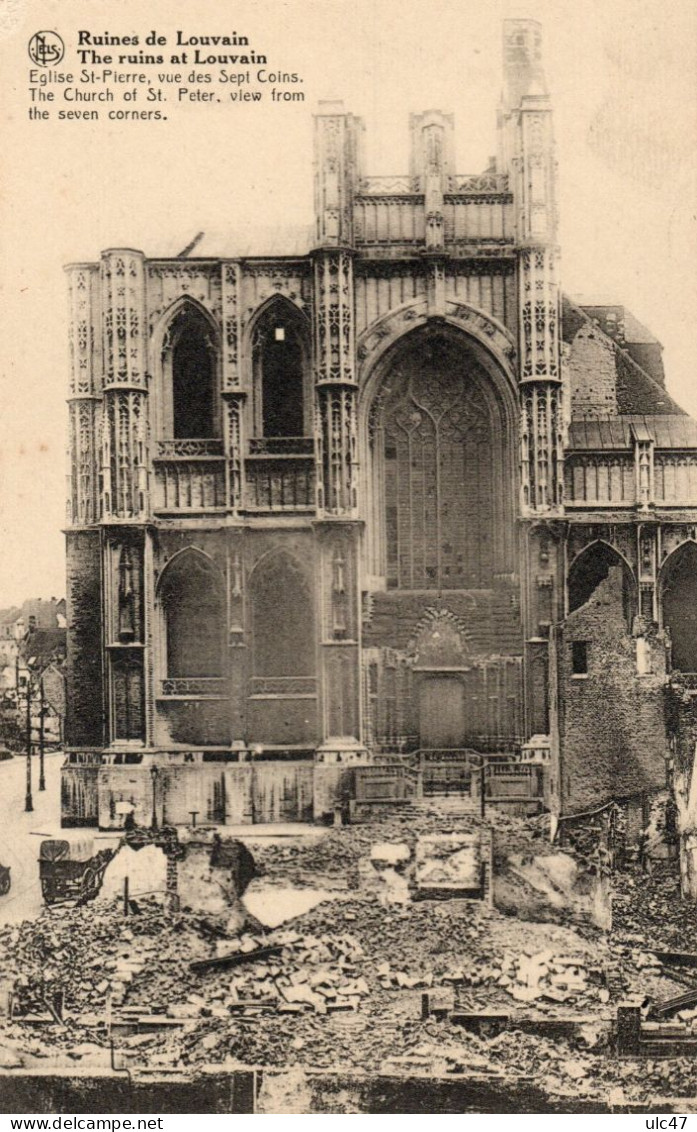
{"left": 0, "top": 750, "right": 63, "bottom": 925}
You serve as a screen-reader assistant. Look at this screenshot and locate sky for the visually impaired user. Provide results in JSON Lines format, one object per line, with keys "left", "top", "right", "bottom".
{"left": 0, "top": 0, "right": 695, "bottom": 606}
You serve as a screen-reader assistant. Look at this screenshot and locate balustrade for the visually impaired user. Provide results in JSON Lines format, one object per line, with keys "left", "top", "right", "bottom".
{"left": 153, "top": 458, "right": 226, "bottom": 512}
{"left": 244, "top": 442, "right": 315, "bottom": 511}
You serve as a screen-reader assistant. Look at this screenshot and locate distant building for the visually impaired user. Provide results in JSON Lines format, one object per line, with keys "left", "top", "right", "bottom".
{"left": 62, "top": 20, "right": 697, "bottom": 830}
{"left": 0, "top": 600, "right": 67, "bottom": 750}
{"left": 17, "top": 624, "right": 67, "bottom": 748}
{"left": 0, "top": 598, "right": 66, "bottom": 696}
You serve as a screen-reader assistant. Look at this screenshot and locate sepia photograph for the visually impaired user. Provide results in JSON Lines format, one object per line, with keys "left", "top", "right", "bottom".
{"left": 0, "top": 0, "right": 696, "bottom": 1117}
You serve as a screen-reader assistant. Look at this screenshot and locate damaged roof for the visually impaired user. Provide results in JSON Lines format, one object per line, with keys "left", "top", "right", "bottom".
{"left": 18, "top": 627, "right": 67, "bottom": 669}
{"left": 562, "top": 295, "right": 683, "bottom": 417}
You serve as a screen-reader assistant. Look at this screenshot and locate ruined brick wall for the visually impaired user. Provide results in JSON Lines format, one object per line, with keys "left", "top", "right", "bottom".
{"left": 567, "top": 324, "right": 618, "bottom": 418}
{"left": 560, "top": 566, "right": 668, "bottom": 813}
{"left": 363, "top": 585, "right": 521, "bottom": 656}
{"left": 666, "top": 681, "right": 697, "bottom": 783}
{"left": 65, "top": 530, "right": 104, "bottom": 747}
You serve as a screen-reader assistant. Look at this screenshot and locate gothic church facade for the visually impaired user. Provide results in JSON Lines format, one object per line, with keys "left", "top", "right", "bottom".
{"left": 62, "top": 21, "right": 697, "bottom": 828}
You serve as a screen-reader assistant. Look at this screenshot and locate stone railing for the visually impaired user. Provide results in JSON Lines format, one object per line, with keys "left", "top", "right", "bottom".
{"left": 248, "top": 676, "right": 317, "bottom": 697}
{"left": 449, "top": 173, "right": 510, "bottom": 194}
{"left": 654, "top": 453, "right": 697, "bottom": 504}
{"left": 244, "top": 457, "right": 315, "bottom": 511}
{"left": 564, "top": 454, "right": 635, "bottom": 506}
{"left": 155, "top": 439, "right": 224, "bottom": 459}
{"left": 247, "top": 437, "right": 315, "bottom": 457}
{"left": 153, "top": 460, "right": 226, "bottom": 512}
{"left": 159, "top": 677, "right": 228, "bottom": 697}
{"left": 356, "top": 174, "right": 510, "bottom": 195}
{"left": 357, "top": 175, "right": 418, "bottom": 195}
{"left": 483, "top": 762, "right": 544, "bottom": 803}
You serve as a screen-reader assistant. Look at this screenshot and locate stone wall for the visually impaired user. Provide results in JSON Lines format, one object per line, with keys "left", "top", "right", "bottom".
{"left": 559, "top": 566, "right": 668, "bottom": 813}
{"left": 67, "top": 758, "right": 346, "bottom": 829}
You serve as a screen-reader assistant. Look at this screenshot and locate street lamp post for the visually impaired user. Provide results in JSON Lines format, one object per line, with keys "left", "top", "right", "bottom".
{"left": 150, "top": 765, "right": 158, "bottom": 830}
{"left": 38, "top": 674, "right": 46, "bottom": 792}
{"left": 25, "top": 678, "right": 33, "bottom": 813}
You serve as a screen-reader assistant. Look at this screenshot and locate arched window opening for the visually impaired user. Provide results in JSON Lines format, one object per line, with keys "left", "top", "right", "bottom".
{"left": 253, "top": 305, "right": 307, "bottom": 439}
{"left": 568, "top": 542, "right": 635, "bottom": 628}
{"left": 160, "top": 552, "right": 225, "bottom": 678}
{"left": 166, "top": 308, "right": 217, "bottom": 439}
{"left": 662, "top": 543, "right": 697, "bottom": 672}
{"left": 251, "top": 553, "right": 314, "bottom": 676}
{"left": 370, "top": 329, "right": 505, "bottom": 590}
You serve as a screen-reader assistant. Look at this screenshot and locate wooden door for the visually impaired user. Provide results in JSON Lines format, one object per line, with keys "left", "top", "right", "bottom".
{"left": 418, "top": 676, "right": 465, "bottom": 749}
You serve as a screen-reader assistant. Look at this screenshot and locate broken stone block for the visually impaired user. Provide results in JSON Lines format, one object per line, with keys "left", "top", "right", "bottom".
{"left": 0, "top": 1047, "right": 24, "bottom": 1069}
{"left": 561, "top": 1060, "right": 587, "bottom": 1080}
{"left": 509, "top": 983, "right": 542, "bottom": 1003}
{"left": 370, "top": 843, "right": 411, "bottom": 865}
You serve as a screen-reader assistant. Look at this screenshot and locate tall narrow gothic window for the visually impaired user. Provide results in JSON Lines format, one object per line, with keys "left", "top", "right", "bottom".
{"left": 159, "top": 551, "right": 225, "bottom": 678}
{"left": 662, "top": 542, "right": 697, "bottom": 672}
{"left": 112, "top": 655, "right": 145, "bottom": 740}
{"left": 250, "top": 553, "right": 314, "bottom": 675}
{"left": 370, "top": 332, "right": 504, "bottom": 590}
{"left": 253, "top": 303, "right": 308, "bottom": 438}
{"left": 167, "top": 307, "right": 217, "bottom": 439}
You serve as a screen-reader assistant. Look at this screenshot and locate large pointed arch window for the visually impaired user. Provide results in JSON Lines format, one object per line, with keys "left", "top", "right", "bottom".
{"left": 163, "top": 306, "right": 218, "bottom": 440}
{"left": 159, "top": 551, "right": 225, "bottom": 679}
{"left": 568, "top": 541, "right": 636, "bottom": 628}
{"left": 367, "top": 329, "right": 513, "bottom": 590}
{"left": 252, "top": 302, "right": 309, "bottom": 439}
{"left": 662, "top": 542, "right": 697, "bottom": 672}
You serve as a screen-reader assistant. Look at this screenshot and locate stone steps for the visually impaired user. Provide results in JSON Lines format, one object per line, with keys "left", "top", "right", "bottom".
{"left": 407, "top": 796, "right": 479, "bottom": 815}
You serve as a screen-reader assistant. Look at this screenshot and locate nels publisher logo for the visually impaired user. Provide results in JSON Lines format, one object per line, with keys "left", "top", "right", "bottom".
{"left": 28, "top": 30, "right": 65, "bottom": 67}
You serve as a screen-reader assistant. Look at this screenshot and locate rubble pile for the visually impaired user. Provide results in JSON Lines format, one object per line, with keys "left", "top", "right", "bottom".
{"left": 443, "top": 948, "right": 610, "bottom": 1008}
{"left": 140, "top": 927, "right": 372, "bottom": 1018}
{"left": 255, "top": 811, "right": 491, "bottom": 889}
{"left": 5, "top": 812, "right": 697, "bottom": 1105}
{"left": 0, "top": 900, "right": 210, "bottom": 1022}
{"left": 612, "top": 862, "right": 697, "bottom": 950}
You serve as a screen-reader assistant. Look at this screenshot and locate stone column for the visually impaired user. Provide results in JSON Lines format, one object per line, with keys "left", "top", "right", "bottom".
{"left": 499, "top": 21, "right": 564, "bottom": 518}
{"left": 221, "top": 260, "right": 245, "bottom": 513}
{"left": 313, "top": 104, "right": 365, "bottom": 759}
{"left": 99, "top": 249, "right": 149, "bottom": 521}
{"left": 66, "top": 263, "right": 101, "bottom": 527}
{"left": 99, "top": 250, "right": 149, "bottom": 747}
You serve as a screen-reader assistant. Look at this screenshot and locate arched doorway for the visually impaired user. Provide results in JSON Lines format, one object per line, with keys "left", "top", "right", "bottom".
{"left": 662, "top": 542, "right": 697, "bottom": 672}
{"left": 412, "top": 610, "right": 470, "bottom": 750}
